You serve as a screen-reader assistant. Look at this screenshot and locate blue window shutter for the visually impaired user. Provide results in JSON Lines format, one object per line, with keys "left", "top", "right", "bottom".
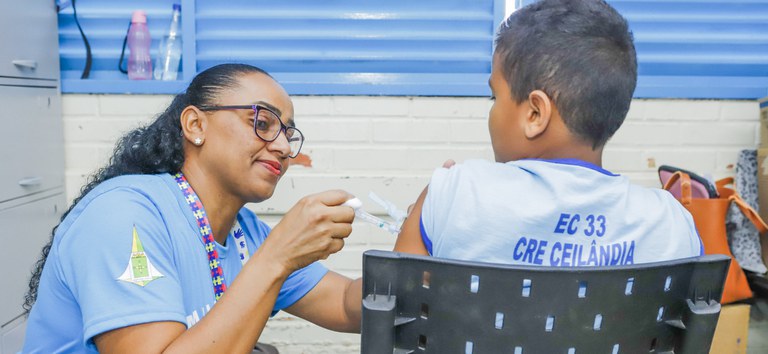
{"left": 196, "top": 0, "right": 503, "bottom": 96}
{"left": 58, "top": 0, "right": 190, "bottom": 93}
{"left": 518, "top": 0, "right": 768, "bottom": 99}
{"left": 59, "top": 0, "right": 505, "bottom": 96}
{"left": 58, "top": 1, "right": 768, "bottom": 98}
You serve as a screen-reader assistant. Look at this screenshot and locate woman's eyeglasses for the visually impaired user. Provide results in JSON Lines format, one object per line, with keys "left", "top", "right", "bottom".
{"left": 198, "top": 104, "right": 304, "bottom": 158}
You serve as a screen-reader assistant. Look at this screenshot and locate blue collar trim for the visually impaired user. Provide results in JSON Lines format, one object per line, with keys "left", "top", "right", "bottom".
{"left": 420, "top": 216, "right": 433, "bottom": 256}
{"left": 522, "top": 158, "right": 620, "bottom": 177}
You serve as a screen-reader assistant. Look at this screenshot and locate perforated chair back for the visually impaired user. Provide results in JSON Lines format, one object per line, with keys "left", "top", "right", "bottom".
{"left": 361, "top": 250, "right": 730, "bottom": 354}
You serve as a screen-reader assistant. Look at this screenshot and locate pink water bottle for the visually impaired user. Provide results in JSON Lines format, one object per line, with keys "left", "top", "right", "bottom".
{"left": 127, "top": 10, "right": 152, "bottom": 80}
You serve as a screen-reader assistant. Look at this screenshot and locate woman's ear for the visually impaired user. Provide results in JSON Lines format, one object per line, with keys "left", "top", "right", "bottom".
{"left": 524, "top": 90, "right": 553, "bottom": 139}
{"left": 180, "top": 105, "right": 207, "bottom": 145}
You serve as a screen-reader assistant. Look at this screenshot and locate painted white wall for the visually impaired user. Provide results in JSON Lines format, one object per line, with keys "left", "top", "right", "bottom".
{"left": 62, "top": 94, "right": 760, "bottom": 353}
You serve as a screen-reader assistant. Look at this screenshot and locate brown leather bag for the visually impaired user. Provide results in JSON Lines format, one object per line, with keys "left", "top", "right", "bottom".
{"left": 663, "top": 172, "right": 767, "bottom": 303}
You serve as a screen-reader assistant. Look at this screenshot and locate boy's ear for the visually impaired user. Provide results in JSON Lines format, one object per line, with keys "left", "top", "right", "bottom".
{"left": 180, "top": 105, "right": 207, "bottom": 144}
{"left": 524, "top": 90, "right": 553, "bottom": 139}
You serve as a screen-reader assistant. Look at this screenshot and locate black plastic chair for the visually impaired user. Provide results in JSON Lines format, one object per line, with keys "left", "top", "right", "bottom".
{"left": 361, "top": 250, "right": 730, "bottom": 354}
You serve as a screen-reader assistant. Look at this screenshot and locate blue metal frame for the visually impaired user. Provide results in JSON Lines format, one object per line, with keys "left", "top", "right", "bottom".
{"left": 517, "top": 0, "right": 768, "bottom": 99}
{"left": 58, "top": 0, "right": 191, "bottom": 94}
{"left": 59, "top": 0, "right": 768, "bottom": 98}
{"left": 59, "top": 0, "right": 501, "bottom": 96}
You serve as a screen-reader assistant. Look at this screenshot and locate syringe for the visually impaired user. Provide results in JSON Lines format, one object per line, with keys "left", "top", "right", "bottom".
{"left": 342, "top": 197, "right": 401, "bottom": 235}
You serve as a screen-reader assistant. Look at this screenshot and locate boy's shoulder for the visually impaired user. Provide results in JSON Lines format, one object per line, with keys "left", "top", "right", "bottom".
{"left": 432, "top": 159, "right": 684, "bottom": 207}
{"left": 438, "top": 159, "right": 619, "bottom": 179}
{"left": 431, "top": 159, "right": 517, "bottom": 181}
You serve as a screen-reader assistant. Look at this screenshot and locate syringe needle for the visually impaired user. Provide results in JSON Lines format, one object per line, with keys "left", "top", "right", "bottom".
{"left": 342, "top": 197, "right": 401, "bottom": 235}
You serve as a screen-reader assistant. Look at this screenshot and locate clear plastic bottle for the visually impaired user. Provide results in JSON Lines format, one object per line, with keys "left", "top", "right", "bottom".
{"left": 127, "top": 10, "right": 152, "bottom": 80}
{"left": 154, "top": 3, "right": 182, "bottom": 80}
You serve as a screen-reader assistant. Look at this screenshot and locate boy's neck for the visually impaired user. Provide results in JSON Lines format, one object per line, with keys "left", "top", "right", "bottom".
{"left": 529, "top": 119, "right": 604, "bottom": 167}
{"left": 558, "top": 147, "right": 603, "bottom": 167}
{"left": 540, "top": 146, "right": 603, "bottom": 167}
{"left": 536, "top": 109, "right": 604, "bottom": 167}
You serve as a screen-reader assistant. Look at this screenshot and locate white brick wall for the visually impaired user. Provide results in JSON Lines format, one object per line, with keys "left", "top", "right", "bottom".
{"left": 61, "top": 95, "right": 761, "bottom": 353}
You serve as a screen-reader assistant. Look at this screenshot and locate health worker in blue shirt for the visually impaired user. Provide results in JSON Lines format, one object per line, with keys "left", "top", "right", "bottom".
{"left": 22, "top": 64, "right": 361, "bottom": 353}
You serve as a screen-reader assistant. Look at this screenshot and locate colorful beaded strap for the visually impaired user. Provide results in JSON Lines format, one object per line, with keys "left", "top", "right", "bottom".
{"left": 174, "top": 172, "right": 228, "bottom": 300}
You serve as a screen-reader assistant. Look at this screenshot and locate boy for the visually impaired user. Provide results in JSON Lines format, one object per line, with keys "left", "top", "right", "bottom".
{"left": 394, "top": 0, "right": 702, "bottom": 265}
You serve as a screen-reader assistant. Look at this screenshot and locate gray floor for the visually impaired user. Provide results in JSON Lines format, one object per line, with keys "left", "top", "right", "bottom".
{"left": 748, "top": 300, "right": 768, "bottom": 354}
{"left": 749, "top": 319, "right": 768, "bottom": 354}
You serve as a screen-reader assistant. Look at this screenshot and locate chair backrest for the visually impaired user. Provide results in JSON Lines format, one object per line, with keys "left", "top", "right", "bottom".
{"left": 361, "top": 250, "right": 730, "bottom": 354}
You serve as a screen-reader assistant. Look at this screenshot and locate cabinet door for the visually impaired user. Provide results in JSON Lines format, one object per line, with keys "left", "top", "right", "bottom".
{"left": 1, "top": 315, "right": 26, "bottom": 354}
{"left": 0, "top": 0, "right": 59, "bottom": 80}
{"left": 0, "top": 85, "right": 64, "bottom": 203}
{"left": 0, "top": 193, "right": 65, "bottom": 326}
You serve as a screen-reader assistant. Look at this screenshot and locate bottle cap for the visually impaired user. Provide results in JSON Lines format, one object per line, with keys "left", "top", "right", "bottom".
{"left": 173, "top": 3, "right": 181, "bottom": 11}
{"left": 131, "top": 10, "right": 147, "bottom": 23}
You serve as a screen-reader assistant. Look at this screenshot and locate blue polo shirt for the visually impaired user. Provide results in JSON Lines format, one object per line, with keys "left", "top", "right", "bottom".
{"left": 23, "top": 174, "right": 327, "bottom": 353}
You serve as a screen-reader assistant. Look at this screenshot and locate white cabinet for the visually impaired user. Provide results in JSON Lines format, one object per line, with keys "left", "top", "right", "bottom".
{"left": 0, "top": 85, "right": 64, "bottom": 203}
{"left": 0, "top": 0, "right": 64, "bottom": 352}
{"left": 0, "top": 0, "right": 59, "bottom": 80}
{"left": 0, "top": 193, "right": 65, "bottom": 354}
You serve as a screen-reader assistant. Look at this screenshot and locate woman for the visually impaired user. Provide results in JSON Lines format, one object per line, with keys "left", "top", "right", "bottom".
{"left": 22, "top": 64, "right": 362, "bottom": 353}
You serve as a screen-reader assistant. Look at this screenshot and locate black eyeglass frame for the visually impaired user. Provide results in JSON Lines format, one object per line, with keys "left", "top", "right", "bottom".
{"left": 197, "top": 104, "right": 304, "bottom": 158}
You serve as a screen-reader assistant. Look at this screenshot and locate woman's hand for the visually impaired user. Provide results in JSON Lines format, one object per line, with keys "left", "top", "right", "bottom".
{"left": 264, "top": 190, "right": 355, "bottom": 273}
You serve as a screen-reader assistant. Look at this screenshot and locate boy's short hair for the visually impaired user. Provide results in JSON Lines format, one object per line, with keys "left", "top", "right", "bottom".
{"left": 496, "top": 0, "right": 637, "bottom": 148}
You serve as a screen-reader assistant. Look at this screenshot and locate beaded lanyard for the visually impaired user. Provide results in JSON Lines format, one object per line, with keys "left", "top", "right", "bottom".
{"left": 174, "top": 172, "right": 228, "bottom": 300}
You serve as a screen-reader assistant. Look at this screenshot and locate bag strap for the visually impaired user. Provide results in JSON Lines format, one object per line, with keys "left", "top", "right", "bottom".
{"left": 118, "top": 21, "right": 131, "bottom": 74}
{"left": 662, "top": 171, "right": 692, "bottom": 205}
{"left": 729, "top": 194, "right": 768, "bottom": 234}
{"left": 715, "top": 176, "right": 768, "bottom": 233}
{"left": 71, "top": 0, "right": 92, "bottom": 79}
{"left": 664, "top": 172, "right": 768, "bottom": 233}
{"left": 716, "top": 177, "right": 734, "bottom": 189}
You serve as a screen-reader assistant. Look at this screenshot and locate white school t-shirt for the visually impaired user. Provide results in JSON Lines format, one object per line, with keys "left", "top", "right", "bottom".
{"left": 420, "top": 159, "right": 702, "bottom": 266}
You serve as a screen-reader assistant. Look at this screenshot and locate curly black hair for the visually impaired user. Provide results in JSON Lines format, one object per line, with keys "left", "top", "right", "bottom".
{"left": 24, "top": 63, "right": 270, "bottom": 313}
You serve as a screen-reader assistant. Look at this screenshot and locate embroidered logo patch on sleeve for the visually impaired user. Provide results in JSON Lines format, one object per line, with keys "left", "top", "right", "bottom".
{"left": 118, "top": 225, "right": 164, "bottom": 286}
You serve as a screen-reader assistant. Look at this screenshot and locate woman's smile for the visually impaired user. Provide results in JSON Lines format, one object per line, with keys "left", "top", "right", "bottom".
{"left": 257, "top": 159, "right": 283, "bottom": 176}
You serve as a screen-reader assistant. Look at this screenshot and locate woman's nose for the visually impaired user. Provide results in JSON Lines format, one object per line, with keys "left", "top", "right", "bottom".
{"left": 268, "top": 129, "right": 291, "bottom": 157}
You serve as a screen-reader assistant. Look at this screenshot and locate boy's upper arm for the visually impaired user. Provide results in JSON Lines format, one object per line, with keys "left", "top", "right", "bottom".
{"left": 394, "top": 187, "right": 430, "bottom": 256}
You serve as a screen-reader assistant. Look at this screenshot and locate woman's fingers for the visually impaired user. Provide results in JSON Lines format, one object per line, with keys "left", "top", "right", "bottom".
{"left": 313, "top": 189, "right": 355, "bottom": 207}
{"left": 328, "top": 238, "right": 345, "bottom": 255}
{"left": 330, "top": 205, "right": 355, "bottom": 224}
{"left": 308, "top": 190, "right": 355, "bottom": 224}
{"left": 329, "top": 222, "right": 353, "bottom": 239}
{"left": 265, "top": 189, "right": 357, "bottom": 270}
